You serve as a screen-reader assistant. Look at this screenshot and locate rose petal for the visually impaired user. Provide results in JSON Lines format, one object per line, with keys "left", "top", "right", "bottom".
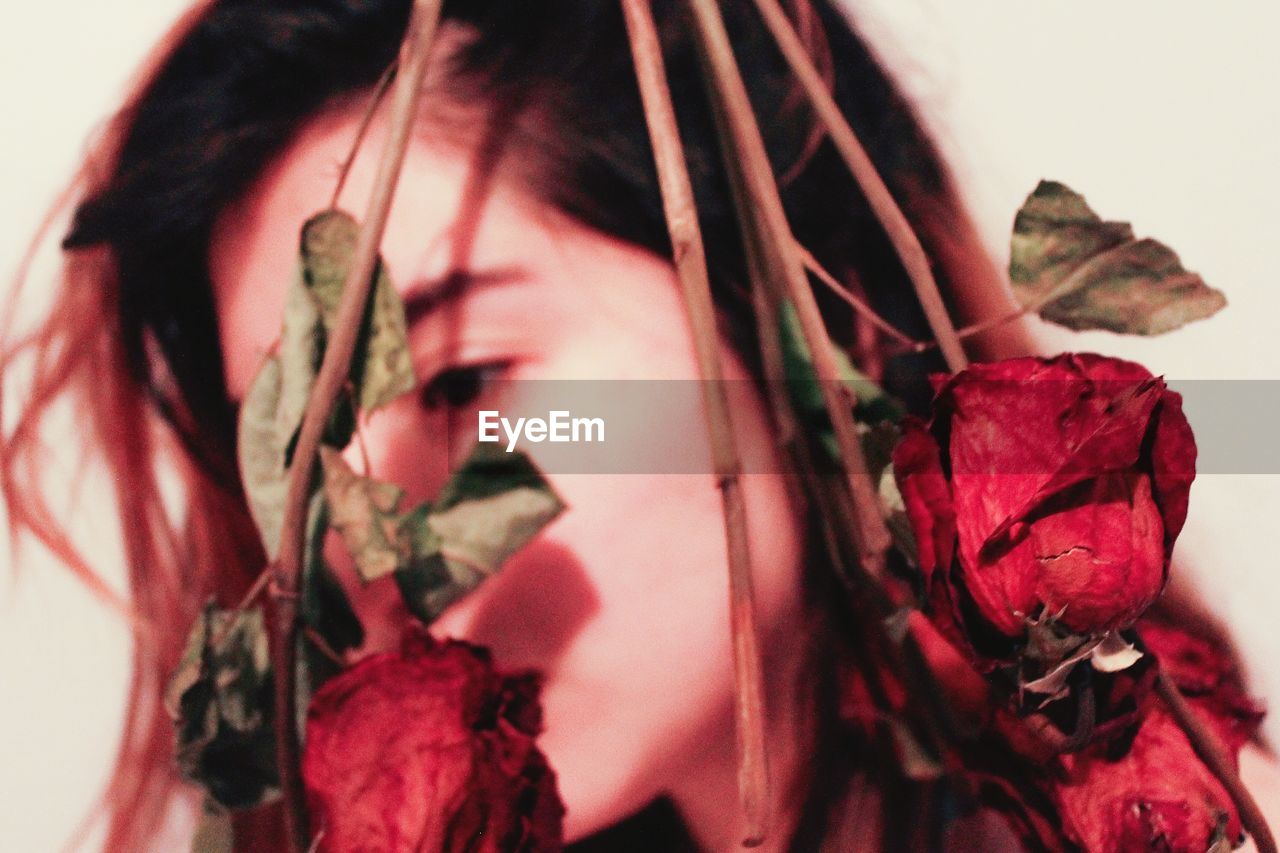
{"left": 302, "top": 632, "right": 563, "bottom": 852}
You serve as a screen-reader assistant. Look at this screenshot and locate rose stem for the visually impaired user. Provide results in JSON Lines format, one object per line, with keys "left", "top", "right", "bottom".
{"left": 683, "top": 4, "right": 987, "bottom": 811}
{"left": 1156, "top": 673, "right": 1277, "bottom": 853}
{"left": 270, "top": 1, "right": 442, "bottom": 849}
{"left": 621, "top": 0, "right": 770, "bottom": 844}
{"left": 328, "top": 59, "right": 398, "bottom": 210}
{"left": 905, "top": 309, "right": 1023, "bottom": 355}
{"left": 795, "top": 241, "right": 919, "bottom": 348}
{"left": 685, "top": 0, "right": 890, "bottom": 578}
{"left": 802, "top": 242, "right": 1033, "bottom": 358}
{"left": 207, "top": 568, "right": 274, "bottom": 649}
{"left": 905, "top": 241, "right": 1152, "bottom": 354}
{"left": 686, "top": 1, "right": 1004, "bottom": 805}
{"left": 749, "top": 0, "right": 968, "bottom": 373}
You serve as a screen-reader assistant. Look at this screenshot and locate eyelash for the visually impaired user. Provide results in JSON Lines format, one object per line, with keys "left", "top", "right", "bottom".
{"left": 419, "top": 361, "right": 509, "bottom": 411}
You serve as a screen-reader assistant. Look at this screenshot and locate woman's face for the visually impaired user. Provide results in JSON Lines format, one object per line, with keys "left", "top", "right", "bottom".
{"left": 210, "top": 104, "right": 808, "bottom": 842}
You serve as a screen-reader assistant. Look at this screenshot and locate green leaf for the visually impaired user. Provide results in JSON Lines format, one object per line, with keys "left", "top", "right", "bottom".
{"left": 1010, "top": 180, "right": 1226, "bottom": 335}
{"left": 165, "top": 604, "right": 278, "bottom": 811}
{"left": 318, "top": 447, "right": 407, "bottom": 582}
{"left": 777, "top": 301, "right": 904, "bottom": 456}
{"left": 300, "top": 210, "right": 415, "bottom": 412}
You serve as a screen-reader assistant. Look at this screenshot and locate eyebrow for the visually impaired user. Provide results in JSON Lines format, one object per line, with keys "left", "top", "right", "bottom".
{"left": 401, "top": 266, "right": 533, "bottom": 327}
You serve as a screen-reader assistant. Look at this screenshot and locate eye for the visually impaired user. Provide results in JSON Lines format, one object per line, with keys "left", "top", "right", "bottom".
{"left": 419, "top": 361, "right": 508, "bottom": 411}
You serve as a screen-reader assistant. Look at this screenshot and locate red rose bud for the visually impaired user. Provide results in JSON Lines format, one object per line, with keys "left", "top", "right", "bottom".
{"left": 1056, "top": 708, "right": 1243, "bottom": 852}
{"left": 893, "top": 354, "right": 1195, "bottom": 666}
{"left": 302, "top": 631, "right": 564, "bottom": 852}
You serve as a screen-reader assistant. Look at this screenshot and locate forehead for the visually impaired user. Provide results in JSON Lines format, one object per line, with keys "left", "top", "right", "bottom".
{"left": 207, "top": 102, "right": 685, "bottom": 398}
{"left": 209, "top": 101, "right": 527, "bottom": 285}
{"left": 208, "top": 104, "right": 544, "bottom": 393}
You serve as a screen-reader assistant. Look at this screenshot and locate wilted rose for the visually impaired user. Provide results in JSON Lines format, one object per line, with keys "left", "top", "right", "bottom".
{"left": 894, "top": 354, "right": 1195, "bottom": 666}
{"left": 1056, "top": 709, "right": 1240, "bottom": 851}
{"left": 302, "top": 631, "right": 563, "bottom": 852}
{"left": 1053, "top": 620, "right": 1264, "bottom": 852}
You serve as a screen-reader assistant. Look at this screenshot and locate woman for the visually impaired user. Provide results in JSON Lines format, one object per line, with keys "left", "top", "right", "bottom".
{"left": 2, "top": 0, "right": 1272, "bottom": 850}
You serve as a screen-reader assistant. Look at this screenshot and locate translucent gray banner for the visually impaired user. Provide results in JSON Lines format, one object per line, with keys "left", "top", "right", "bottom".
{"left": 431, "top": 379, "right": 1280, "bottom": 475}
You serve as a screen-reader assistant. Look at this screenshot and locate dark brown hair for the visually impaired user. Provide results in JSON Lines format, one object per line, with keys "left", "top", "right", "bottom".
{"left": 2, "top": 0, "right": 1025, "bottom": 848}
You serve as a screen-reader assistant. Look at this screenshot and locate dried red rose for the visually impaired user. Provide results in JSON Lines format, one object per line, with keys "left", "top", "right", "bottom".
{"left": 1056, "top": 707, "right": 1238, "bottom": 851}
{"left": 893, "top": 354, "right": 1195, "bottom": 666}
{"left": 302, "top": 631, "right": 564, "bottom": 852}
{"left": 1052, "top": 621, "right": 1264, "bottom": 852}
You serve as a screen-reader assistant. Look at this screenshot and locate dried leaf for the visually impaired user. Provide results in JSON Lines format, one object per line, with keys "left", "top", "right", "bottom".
{"left": 886, "top": 718, "right": 944, "bottom": 781}
{"left": 237, "top": 355, "right": 288, "bottom": 558}
{"left": 299, "top": 211, "right": 358, "bottom": 312}
{"left": 1010, "top": 181, "right": 1226, "bottom": 335}
{"left": 300, "top": 211, "right": 415, "bottom": 412}
{"left": 294, "top": 491, "right": 361, "bottom": 743}
{"left": 235, "top": 210, "right": 416, "bottom": 558}
{"left": 881, "top": 606, "right": 913, "bottom": 645}
{"left": 278, "top": 226, "right": 358, "bottom": 461}
{"left": 319, "top": 447, "right": 406, "bottom": 582}
{"left": 1022, "top": 608, "right": 1089, "bottom": 666}
{"left": 1022, "top": 638, "right": 1100, "bottom": 702}
{"left": 394, "top": 506, "right": 483, "bottom": 625}
{"left": 276, "top": 267, "right": 325, "bottom": 457}
{"left": 165, "top": 604, "right": 278, "bottom": 810}
{"left": 426, "top": 444, "right": 565, "bottom": 575}
{"left": 1205, "top": 814, "right": 1234, "bottom": 853}
{"left": 395, "top": 445, "right": 565, "bottom": 624}
{"left": 878, "top": 465, "right": 919, "bottom": 570}
{"left": 318, "top": 442, "right": 562, "bottom": 624}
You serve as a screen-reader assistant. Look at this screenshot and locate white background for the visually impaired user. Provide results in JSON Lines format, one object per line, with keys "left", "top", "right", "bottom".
{"left": 2, "top": 1, "right": 1277, "bottom": 849}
